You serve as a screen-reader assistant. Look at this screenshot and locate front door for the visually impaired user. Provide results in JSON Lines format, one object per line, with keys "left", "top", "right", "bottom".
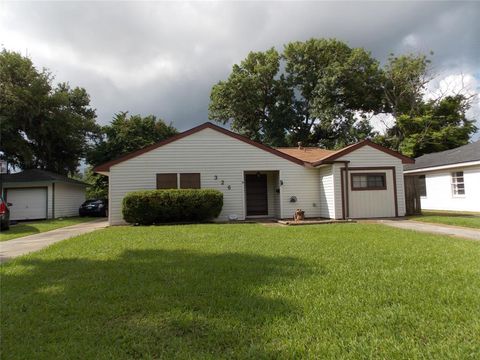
{"left": 245, "top": 174, "right": 268, "bottom": 216}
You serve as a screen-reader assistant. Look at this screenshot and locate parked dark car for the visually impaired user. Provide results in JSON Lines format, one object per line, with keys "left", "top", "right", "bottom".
{"left": 79, "top": 199, "right": 108, "bottom": 217}
{"left": 0, "top": 196, "right": 11, "bottom": 230}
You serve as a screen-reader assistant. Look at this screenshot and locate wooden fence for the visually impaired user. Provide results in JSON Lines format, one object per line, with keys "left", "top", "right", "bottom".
{"left": 404, "top": 175, "right": 422, "bottom": 215}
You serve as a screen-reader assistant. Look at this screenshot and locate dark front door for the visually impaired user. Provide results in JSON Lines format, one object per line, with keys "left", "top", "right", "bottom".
{"left": 245, "top": 174, "right": 268, "bottom": 216}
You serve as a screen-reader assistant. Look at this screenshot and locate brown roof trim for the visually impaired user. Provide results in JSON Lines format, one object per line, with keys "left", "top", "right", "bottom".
{"left": 312, "top": 140, "right": 415, "bottom": 166}
{"left": 94, "top": 122, "right": 306, "bottom": 172}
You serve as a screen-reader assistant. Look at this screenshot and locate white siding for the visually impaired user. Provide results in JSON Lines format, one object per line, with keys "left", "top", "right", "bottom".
{"left": 108, "top": 127, "right": 322, "bottom": 224}
{"left": 420, "top": 165, "right": 480, "bottom": 212}
{"left": 318, "top": 165, "right": 335, "bottom": 218}
{"left": 266, "top": 172, "right": 276, "bottom": 217}
{"left": 4, "top": 182, "right": 53, "bottom": 219}
{"left": 332, "top": 145, "right": 406, "bottom": 218}
{"left": 332, "top": 163, "right": 344, "bottom": 219}
{"left": 270, "top": 173, "right": 281, "bottom": 218}
{"left": 348, "top": 169, "right": 396, "bottom": 218}
{"left": 54, "top": 182, "right": 86, "bottom": 218}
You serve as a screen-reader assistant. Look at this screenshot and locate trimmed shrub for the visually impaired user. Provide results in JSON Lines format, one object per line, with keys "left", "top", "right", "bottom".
{"left": 122, "top": 189, "right": 223, "bottom": 225}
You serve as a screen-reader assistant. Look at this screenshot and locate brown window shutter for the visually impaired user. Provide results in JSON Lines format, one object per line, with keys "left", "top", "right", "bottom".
{"left": 156, "top": 173, "right": 178, "bottom": 189}
{"left": 180, "top": 173, "right": 201, "bottom": 189}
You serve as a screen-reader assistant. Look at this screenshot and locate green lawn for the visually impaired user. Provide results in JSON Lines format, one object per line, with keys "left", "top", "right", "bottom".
{"left": 1, "top": 224, "right": 479, "bottom": 359}
{"left": 0, "top": 217, "right": 97, "bottom": 241}
{"left": 409, "top": 211, "right": 480, "bottom": 229}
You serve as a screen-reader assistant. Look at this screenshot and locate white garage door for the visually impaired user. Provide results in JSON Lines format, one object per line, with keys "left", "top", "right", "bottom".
{"left": 7, "top": 188, "right": 48, "bottom": 221}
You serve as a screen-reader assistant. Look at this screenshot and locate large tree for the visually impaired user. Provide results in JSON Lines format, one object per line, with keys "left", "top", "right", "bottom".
{"left": 284, "top": 39, "right": 384, "bottom": 147}
{"left": 209, "top": 40, "right": 477, "bottom": 154}
{"left": 375, "top": 53, "right": 477, "bottom": 155}
{"left": 209, "top": 48, "right": 294, "bottom": 146}
{"left": 209, "top": 39, "right": 384, "bottom": 148}
{"left": 86, "top": 112, "right": 177, "bottom": 198}
{"left": 382, "top": 53, "right": 432, "bottom": 119}
{"left": 0, "top": 49, "right": 98, "bottom": 174}
{"left": 378, "top": 95, "right": 477, "bottom": 158}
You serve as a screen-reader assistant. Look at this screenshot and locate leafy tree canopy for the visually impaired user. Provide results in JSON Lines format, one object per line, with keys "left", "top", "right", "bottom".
{"left": 86, "top": 112, "right": 178, "bottom": 198}
{"left": 383, "top": 53, "right": 431, "bottom": 118}
{"left": 377, "top": 95, "right": 477, "bottom": 158}
{"left": 87, "top": 112, "right": 178, "bottom": 165}
{"left": 208, "top": 39, "right": 477, "bottom": 154}
{"left": 209, "top": 39, "right": 384, "bottom": 148}
{"left": 209, "top": 48, "right": 293, "bottom": 146}
{"left": 284, "top": 39, "right": 384, "bottom": 147}
{"left": 0, "top": 49, "right": 99, "bottom": 175}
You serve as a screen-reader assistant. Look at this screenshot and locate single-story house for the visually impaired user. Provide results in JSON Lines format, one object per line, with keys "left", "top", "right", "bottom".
{"left": 94, "top": 122, "right": 414, "bottom": 225}
{"left": 404, "top": 141, "right": 480, "bottom": 212}
{"left": 1, "top": 169, "right": 87, "bottom": 221}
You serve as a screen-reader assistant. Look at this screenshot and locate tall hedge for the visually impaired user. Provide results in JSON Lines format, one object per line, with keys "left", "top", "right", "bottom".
{"left": 122, "top": 189, "right": 223, "bottom": 225}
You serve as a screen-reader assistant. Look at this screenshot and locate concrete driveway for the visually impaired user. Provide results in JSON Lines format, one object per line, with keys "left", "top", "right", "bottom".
{"left": 0, "top": 219, "right": 108, "bottom": 263}
{"left": 379, "top": 219, "right": 480, "bottom": 241}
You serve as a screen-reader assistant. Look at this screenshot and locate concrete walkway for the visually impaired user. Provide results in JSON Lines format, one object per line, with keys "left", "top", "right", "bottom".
{"left": 379, "top": 219, "right": 480, "bottom": 241}
{"left": 0, "top": 219, "right": 108, "bottom": 263}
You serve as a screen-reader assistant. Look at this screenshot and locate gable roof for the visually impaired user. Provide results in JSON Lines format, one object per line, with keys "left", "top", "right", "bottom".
{"left": 311, "top": 139, "right": 415, "bottom": 165}
{"left": 94, "top": 122, "right": 306, "bottom": 172}
{"left": 2, "top": 169, "right": 87, "bottom": 186}
{"left": 404, "top": 140, "right": 480, "bottom": 171}
{"left": 93, "top": 122, "right": 414, "bottom": 172}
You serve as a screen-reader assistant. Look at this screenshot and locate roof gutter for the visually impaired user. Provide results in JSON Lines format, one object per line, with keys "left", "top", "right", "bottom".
{"left": 404, "top": 160, "right": 480, "bottom": 174}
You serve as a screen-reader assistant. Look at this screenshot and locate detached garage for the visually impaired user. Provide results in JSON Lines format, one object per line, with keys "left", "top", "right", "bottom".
{"left": 1, "top": 169, "right": 87, "bottom": 221}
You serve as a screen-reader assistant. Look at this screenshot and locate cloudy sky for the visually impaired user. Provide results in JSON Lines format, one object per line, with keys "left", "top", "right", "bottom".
{"left": 1, "top": 1, "right": 479, "bottom": 135}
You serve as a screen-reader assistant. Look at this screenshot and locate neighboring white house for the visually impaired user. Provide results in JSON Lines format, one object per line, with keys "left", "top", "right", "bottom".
{"left": 404, "top": 141, "right": 480, "bottom": 212}
{"left": 1, "top": 169, "right": 87, "bottom": 220}
{"left": 94, "top": 122, "right": 414, "bottom": 225}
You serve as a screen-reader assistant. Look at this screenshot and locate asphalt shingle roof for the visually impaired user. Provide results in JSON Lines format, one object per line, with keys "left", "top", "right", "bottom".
{"left": 276, "top": 147, "right": 337, "bottom": 162}
{"left": 404, "top": 141, "right": 480, "bottom": 171}
{"left": 1, "top": 169, "right": 88, "bottom": 186}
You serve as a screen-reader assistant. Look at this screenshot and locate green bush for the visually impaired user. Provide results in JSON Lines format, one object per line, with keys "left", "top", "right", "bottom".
{"left": 122, "top": 189, "right": 223, "bottom": 225}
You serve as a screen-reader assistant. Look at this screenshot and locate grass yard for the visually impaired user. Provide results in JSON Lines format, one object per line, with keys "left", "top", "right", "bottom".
{"left": 409, "top": 210, "right": 480, "bottom": 229}
{"left": 0, "top": 217, "right": 97, "bottom": 241}
{"left": 1, "top": 223, "right": 479, "bottom": 359}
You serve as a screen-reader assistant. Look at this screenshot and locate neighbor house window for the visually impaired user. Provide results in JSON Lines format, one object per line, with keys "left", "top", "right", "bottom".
{"left": 351, "top": 173, "right": 386, "bottom": 190}
{"left": 451, "top": 171, "right": 465, "bottom": 196}
{"left": 156, "top": 173, "right": 178, "bottom": 189}
{"left": 418, "top": 175, "right": 427, "bottom": 197}
{"left": 180, "top": 173, "right": 201, "bottom": 189}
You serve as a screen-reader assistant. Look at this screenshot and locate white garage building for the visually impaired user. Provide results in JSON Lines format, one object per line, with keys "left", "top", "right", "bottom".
{"left": 94, "top": 122, "right": 414, "bottom": 225}
{"left": 1, "top": 169, "right": 87, "bottom": 221}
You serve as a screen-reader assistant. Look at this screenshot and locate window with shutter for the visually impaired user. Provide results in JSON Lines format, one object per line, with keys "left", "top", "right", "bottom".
{"left": 156, "top": 173, "right": 178, "bottom": 189}
{"left": 180, "top": 173, "right": 201, "bottom": 189}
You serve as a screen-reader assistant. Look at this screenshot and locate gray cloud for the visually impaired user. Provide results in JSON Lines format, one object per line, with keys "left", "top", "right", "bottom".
{"left": 1, "top": 1, "right": 479, "bottom": 131}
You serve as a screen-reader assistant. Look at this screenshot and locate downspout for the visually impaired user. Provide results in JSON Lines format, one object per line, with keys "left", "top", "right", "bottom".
{"left": 52, "top": 182, "right": 55, "bottom": 219}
